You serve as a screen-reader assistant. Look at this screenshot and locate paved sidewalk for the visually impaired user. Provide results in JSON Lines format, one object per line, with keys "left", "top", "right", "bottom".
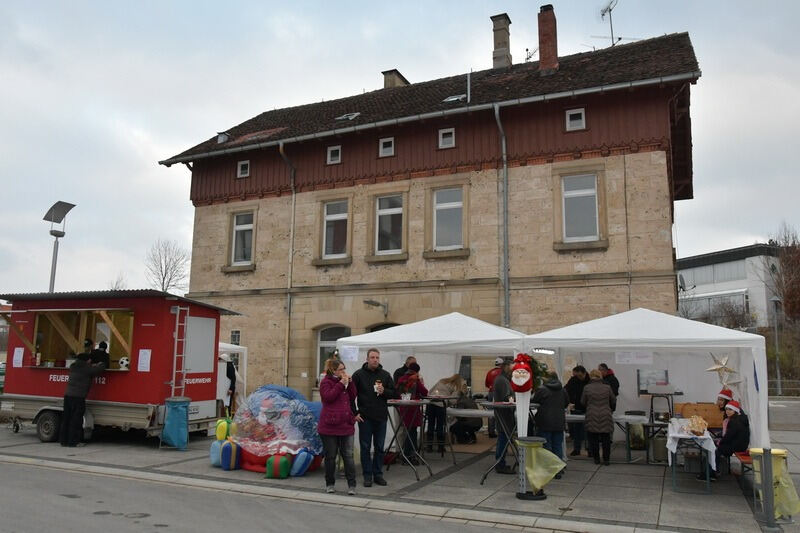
{"left": 0, "top": 424, "right": 763, "bottom": 532}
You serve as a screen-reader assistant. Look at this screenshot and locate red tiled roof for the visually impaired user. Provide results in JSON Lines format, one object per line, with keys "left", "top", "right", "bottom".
{"left": 161, "top": 33, "right": 699, "bottom": 165}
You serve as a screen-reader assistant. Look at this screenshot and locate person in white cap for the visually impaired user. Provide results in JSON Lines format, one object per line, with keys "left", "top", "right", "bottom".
{"left": 484, "top": 357, "right": 504, "bottom": 438}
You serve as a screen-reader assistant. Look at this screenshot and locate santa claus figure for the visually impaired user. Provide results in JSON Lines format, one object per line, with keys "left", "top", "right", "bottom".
{"left": 511, "top": 354, "right": 534, "bottom": 437}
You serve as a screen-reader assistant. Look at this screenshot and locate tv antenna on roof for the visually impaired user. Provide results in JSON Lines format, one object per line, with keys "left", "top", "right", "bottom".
{"left": 592, "top": 0, "right": 641, "bottom": 47}
{"left": 600, "top": 0, "right": 619, "bottom": 46}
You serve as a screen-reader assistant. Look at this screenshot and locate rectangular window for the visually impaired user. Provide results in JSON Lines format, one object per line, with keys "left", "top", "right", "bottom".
{"left": 327, "top": 145, "right": 341, "bottom": 165}
{"left": 562, "top": 174, "right": 598, "bottom": 242}
{"left": 565, "top": 108, "right": 586, "bottom": 131}
{"left": 433, "top": 187, "right": 463, "bottom": 250}
{"left": 323, "top": 200, "right": 348, "bottom": 258}
{"left": 379, "top": 137, "right": 394, "bottom": 157}
{"left": 237, "top": 160, "right": 250, "bottom": 178}
{"left": 230, "top": 330, "right": 240, "bottom": 345}
{"left": 231, "top": 212, "right": 254, "bottom": 265}
{"left": 375, "top": 195, "right": 403, "bottom": 254}
{"left": 438, "top": 128, "right": 455, "bottom": 149}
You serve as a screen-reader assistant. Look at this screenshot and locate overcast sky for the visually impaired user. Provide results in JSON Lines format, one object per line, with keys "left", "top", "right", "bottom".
{"left": 1, "top": 0, "right": 798, "bottom": 295}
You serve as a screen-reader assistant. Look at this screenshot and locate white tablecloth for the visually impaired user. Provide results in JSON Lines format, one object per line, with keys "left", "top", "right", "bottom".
{"left": 447, "top": 408, "right": 494, "bottom": 419}
{"left": 565, "top": 413, "right": 650, "bottom": 425}
{"left": 666, "top": 419, "right": 716, "bottom": 470}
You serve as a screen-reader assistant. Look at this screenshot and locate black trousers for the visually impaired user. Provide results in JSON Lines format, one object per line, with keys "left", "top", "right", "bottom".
{"left": 321, "top": 434, "right": 356, "bottom": 487}
{"left": 587, "top": 431, "right": 611, "bottom": 462}
{"left": 59, "top": 395, "right": 86, "bottom": 447}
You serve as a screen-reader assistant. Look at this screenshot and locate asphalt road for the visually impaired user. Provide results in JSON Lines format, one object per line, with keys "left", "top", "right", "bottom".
{"left": 769, "top": 397, "right": 800, "bottom": 430}
{"left": 0, "top": 462, "right": 492, "bottom": 533}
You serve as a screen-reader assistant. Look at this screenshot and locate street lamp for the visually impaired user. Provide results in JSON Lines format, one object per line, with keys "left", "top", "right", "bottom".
{"left": 43, "top": 201, "right": 76, "bottom": 293}
{"left": 771, "top": 296, "right": 782, "bottom": 396}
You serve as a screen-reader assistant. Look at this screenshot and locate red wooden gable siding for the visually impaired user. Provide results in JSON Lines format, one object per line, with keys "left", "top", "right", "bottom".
{"left": 190, "top": 86, "right": 674, "bottom": 205}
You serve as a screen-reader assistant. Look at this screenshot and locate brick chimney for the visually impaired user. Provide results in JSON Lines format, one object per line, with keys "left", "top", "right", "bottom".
{"left": 491, "top": 13, "right": 512, "bottom": 69}
{"left": 537, "top": 4, "right": 558, "bottom": 74}
{"left": 382, "top": 69, "right": 410, "bottom": 89}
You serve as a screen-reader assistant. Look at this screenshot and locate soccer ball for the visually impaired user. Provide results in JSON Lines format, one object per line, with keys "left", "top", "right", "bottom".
{"left": 118, "top": 357, "right": 130, "bottom": 370}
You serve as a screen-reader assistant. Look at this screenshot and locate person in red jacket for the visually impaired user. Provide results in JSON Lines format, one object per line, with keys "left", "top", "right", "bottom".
{"left": 396, "top": 363, "right": 428, "bottom": 464}
{"left": 484, "top": 357, "right": 504, "bottom": 438}
{"left": 318, "top": 358, "right": 360, "bottom": 494}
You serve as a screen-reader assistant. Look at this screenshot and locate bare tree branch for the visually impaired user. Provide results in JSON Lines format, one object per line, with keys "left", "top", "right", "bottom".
{"left": 108, "top": 271, "right": 127, "bottom": 291}
{"left": 145, "top": 239, "right": 190, "bottom": 294}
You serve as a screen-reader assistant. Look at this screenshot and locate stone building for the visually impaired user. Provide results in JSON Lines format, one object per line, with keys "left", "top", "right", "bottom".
{"left": 160, "top": 6, "right": 700, "bottom": 396}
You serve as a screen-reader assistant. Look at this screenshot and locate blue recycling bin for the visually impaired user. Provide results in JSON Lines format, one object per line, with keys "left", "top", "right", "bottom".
{"left": 161, "top": 396, "right": 191, "bottom": 450}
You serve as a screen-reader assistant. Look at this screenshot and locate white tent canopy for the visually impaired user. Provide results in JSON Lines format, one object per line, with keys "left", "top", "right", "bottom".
{"left": 525, "top": 308, "right": 770, "bottom": 448}
{"left": 336, "top": 312, "right": 525, "bottom": 387}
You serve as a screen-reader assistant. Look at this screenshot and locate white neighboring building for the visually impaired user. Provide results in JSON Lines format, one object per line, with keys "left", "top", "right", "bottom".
{"left": 677, "top": 244, "right": 779, "bottom": 328}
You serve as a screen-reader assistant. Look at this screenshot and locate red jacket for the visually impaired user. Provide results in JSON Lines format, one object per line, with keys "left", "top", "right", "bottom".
{"left": 396, "top": 372, "right": 428, "bottom": 428}
{"left": 318, "top": 374, "right": 357, "bottom": 436}
{"left": 485, "top": 367, "right": 502, "bottom": 391}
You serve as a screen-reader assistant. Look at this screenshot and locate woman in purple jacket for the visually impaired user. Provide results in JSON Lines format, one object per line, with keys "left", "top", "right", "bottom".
{"left": 319, "top": 358, "right": 360, "bottom": 494}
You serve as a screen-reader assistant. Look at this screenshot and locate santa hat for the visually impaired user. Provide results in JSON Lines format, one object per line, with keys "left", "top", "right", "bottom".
{"left": 725, "top": 400, "right": 741, "bottom": 414}
{"left": 717, "top": 389, "right": 733, "bottom": 401}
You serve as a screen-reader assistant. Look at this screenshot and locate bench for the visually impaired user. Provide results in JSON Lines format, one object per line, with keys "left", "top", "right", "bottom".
{"left": 733, "top": 451, "right": 753, "bottom": 476}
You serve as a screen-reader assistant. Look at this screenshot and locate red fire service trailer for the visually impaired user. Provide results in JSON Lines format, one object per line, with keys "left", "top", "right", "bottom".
{"left": 0, "top": 290, "right": 238, "bottom": 441}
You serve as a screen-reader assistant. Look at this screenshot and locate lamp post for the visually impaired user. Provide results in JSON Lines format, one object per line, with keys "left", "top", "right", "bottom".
{"left": 43, "top": 201, "right": 76, "bottom": 293}
{"left": 771, "top": 296, "right": 782, "bottom": 396}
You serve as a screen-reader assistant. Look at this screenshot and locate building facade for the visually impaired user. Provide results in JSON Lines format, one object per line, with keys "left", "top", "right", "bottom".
{"left": 161, "top": 7, "right": 700, "bottom": 396}
{"left": 677, "top": 244, "right": 779, "bottom": 329}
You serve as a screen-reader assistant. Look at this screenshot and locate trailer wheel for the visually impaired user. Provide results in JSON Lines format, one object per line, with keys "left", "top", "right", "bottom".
{"left": 36, "top": 411, "right": 61, "bottom": 442}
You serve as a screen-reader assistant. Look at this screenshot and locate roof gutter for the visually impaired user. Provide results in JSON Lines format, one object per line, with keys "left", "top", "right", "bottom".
{"left": 159, "top": 71, "right": 701, "bottom": 167}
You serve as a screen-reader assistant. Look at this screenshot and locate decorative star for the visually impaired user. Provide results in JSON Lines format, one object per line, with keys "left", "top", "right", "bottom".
{"left": 707, "top": 353, "right": 737, "bottom": 385}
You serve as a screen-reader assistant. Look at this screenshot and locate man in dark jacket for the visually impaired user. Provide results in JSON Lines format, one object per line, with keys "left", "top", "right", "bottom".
{"left": 59, "top": 353, "right": 106, "bottom": 447}
{"left": 352, "top": 348, "right": 396, "bottom": 487}
{"left": 491, "top": 359, "right": 515, "bottom": 474}
{"left": 565, "top": 365, "right": 590, "bottom": 456}
{"left": 91, "top": 341, "right": 110, "bottom": 370}
{"left": 599, "top": 363, "right": 620, "bottom": 397}
{"left": 533, "top": 372, "right": 570, "bottom": 467}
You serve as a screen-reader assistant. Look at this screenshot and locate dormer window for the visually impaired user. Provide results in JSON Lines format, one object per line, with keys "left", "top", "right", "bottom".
{"left": 327, "top": 145, "right": 342, "bottom": 165}
{"left": 565, "top": 108, "right": 586, "bottom": 131}
{"left": 379, "top": 137, "right": 394, "bottom": 157}
{"left": 438, "top": 128, "right": 455, "bottom": 149}
{"left": 443, "top": 94, "right": 466, "bottom": 103}
{"left": 217, "top": 131, "right": 230, "bottom": 144}
{"left": 237, "top": 160, "right": 250, "bottom": 178}
{"left": 335, "top": 112, "right": 361, "bottom": 121}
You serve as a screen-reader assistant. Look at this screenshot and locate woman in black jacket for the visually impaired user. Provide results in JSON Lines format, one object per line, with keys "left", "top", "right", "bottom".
{"left": 702, "top": 400, "right": 750, "bottom": 480}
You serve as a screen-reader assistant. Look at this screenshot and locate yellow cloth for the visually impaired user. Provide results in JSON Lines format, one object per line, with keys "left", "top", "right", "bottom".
{"left": 774, "top": 460, "right": 800, "bottom": 518}
{"left": 751, "top": 449, "right": 800, "bottom": 519}
{"left": 519, "top": 441, "right": 566, "bottom": 492}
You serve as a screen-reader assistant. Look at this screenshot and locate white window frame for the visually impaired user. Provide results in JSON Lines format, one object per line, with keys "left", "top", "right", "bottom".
{"left": 322, "top": 200, "right": 348, "bottom": 259}
{"left": 237, "top": 160, "right": 250, "bottom": 178}
{"left": 438, "top": 128, "right": 455, "bottom": 149}
{"left": 561, "top": 174, "right": 599, "bottom": 243}
{"left": 231, "top": 211, "right": 254, "bottom": 265}
{"left": 316, "top": 326, "right": 351, "bottom": 380}
{"left": 565, "top": 108, "right": 586, "bottom": 131}
{"left": 375, "top": 194, "right": 403, "bottom": 255}
{"left": 433, "top": 187, "right": 463, "bottom": 251}
{"left": 326, "top": 145, "right": 342, "bottom": 165}
{"left": 378, "top": 137, "right": 395, "bottom": 158}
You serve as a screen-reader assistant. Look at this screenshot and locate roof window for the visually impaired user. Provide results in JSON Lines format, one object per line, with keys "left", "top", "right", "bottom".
{"left": 217, "top": 131, "right": 230, "bottom": 144}
{"left": 443, "top": 94, "right": 467, "bottom": 103}
{"left": 335, "top": 112, "right": 361, "bottom": 121}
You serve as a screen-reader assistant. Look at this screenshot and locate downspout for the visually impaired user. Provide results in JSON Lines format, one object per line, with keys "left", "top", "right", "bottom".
{"left": 279, "top": 141, "right": 296, "bottom": 387}
{"left": 493, "top": 104, "right": 511, "bottom": 328}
